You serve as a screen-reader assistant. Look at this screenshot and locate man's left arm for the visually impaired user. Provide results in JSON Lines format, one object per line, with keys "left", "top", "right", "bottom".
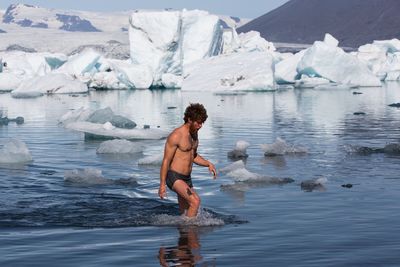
{"left": 194, "top": 153, "right": 217, "bottom": 178}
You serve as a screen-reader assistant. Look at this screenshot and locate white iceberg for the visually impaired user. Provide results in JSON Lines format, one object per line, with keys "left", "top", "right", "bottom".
{"left": 56, "top": 49, "right": 101, "bottom": 77}
{"left": 0, "top": 138, "right": 32, "bottom": 164}
{"left": 297, "top": 34, "right": 381, "bottom": 87}
{"left": 219, "top": 160, "right": 246, "bottom": 173}
{"left": 261, "top": 137, "right": 308, "bottom": 156}
{"left": 129, "top": 9, "right": 223, "bottom": 87}
{"left": 64, "top": 168, "right": 138, "bottom": 186}
{"left": 0, "top": 72, "right": 22, "bottom": 92}
{"left": 275, "top": 50, "right": 306, "bottom": 84}
{"left": 138, "top": 154, "right": 163, "bottom": 165}
{"left": 227, "top": 140, "right": 250, "bottom": 159}
{"left": 182, "top": 51, "right": 274, "bottom": 91}
{"left": 294, "top": 75, "right": 331, "bottom": 88}
{"left": 11, "top": 73, "right": 88, "bottom": 98}
{"left": 226, "top": 167, "right": 294, "bottom": 184}
{"left": 66, "top": 121, "right": 168, "bottom": 140}
{"left": 96, "top": 139, "right": 143, "bottom": 154}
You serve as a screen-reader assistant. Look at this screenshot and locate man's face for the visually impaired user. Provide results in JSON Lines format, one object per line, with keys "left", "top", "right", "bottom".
{"left": 189, "top": 119, "right": 203, "bottom": 133}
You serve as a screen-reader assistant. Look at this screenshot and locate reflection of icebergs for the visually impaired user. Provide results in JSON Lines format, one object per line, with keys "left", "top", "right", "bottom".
{"left": 0, "top": 138, "right": 32, "bottom": 164}
{"left": 96, "top": 139, "right": 143, "bottom": 154}
{"left": 261, "top": 137, "right": 308, "bottom": 156}
{"left": 301, "top": 177, "right": 328, "bottom": 192}
{"left": 66, "top": 121, "right": 168, "bottom": 140}
{"left": 227, "top": 140, "right": 249, "bottom": 159}
{"left": 64, "top": 168, "right": 138, "bottom": 186}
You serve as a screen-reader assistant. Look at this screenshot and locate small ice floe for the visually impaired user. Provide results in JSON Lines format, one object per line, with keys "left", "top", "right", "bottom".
{"left": 388, "top": 103, "right": 400, "bottom": 108}
{"left": 0, "top": 138, "right": 32, "bottom": 164}
{"left": 227, "top": 140, "right": 250, "bottom": 159}
{"left": 219, "top": 160, "right": 245, "bottom": 173}
{"left": 151, "top": 209, "right": 224, "bottom": 226}
{"left": 344, "top": 143, "right": 400, "bottom": 155}
{"left": 138, "top": 154, "right": 163, "bottom": 165}
{"left": 226, "top": 167, "right": 294, "bottom": 184}
{"left": 64, "top": 168, "right": 138, "bottom": 186}
{"left": 96, "top": 139, "right": 143, "bottom": 154}
{"left": 60, "top": 107, "right": 168, "bottom": 140}
{"left": 261, "top": 137, "right": 308, "bottom": 157}
{"left": 300, "top": 177, "right": 328, "bottom": 192}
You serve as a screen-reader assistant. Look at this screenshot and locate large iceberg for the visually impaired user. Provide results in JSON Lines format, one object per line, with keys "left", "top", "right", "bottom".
{"left": 181, "top": 51, "right": 275, "bottom": 91}
{"left": 129, "top": 9, "right": 223, "bottom": 87}
{"left": 297, "top": 34, "right": 381, "bottom": 87}
{"left": 11, "top": 73, "right": 88, "bottom": 98}
{"left": 357, "top": 39, "right": 400, "bottom": 81}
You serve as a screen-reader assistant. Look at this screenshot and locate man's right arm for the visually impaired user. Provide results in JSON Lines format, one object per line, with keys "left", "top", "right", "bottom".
{"left": 159, "top": 132, "right": 179, "bottom": 199}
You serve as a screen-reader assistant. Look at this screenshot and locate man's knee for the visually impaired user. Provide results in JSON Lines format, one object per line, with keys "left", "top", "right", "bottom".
{"left": 188, "top": 190, "right": 200, "bottom": 208}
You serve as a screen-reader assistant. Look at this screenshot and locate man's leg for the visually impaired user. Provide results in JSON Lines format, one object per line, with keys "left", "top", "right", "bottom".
{"left": 177, "top": 195, "right": 189, "bottom": 215}
{"left": 172, "top": 180, "right": 200, "bottom": 217}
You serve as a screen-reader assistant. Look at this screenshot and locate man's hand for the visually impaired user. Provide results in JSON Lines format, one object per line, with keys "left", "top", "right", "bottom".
{"left": 158, "top": 185, "right": 167, "bottom": 199}
{"left": 208, "top": 163, "right": 217, "bottom": 179}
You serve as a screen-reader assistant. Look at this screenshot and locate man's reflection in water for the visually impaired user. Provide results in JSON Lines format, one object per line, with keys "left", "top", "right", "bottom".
{"left": 159, "top": 226, "right": 209, "bottom": 267}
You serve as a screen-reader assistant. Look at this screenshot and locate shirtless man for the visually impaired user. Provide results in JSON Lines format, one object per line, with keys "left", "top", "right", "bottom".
{"left": 159, "top": 103, "right": 217, "bottom": 218}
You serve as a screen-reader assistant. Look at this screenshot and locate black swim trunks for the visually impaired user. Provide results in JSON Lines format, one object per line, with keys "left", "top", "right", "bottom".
{"left": 166, "top": 170, "right": 193, "bottom": 190}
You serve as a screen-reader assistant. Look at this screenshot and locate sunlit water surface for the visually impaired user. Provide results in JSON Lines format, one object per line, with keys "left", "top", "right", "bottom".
{"left": 1, "top": 83, "right": 400, "bottom": 266}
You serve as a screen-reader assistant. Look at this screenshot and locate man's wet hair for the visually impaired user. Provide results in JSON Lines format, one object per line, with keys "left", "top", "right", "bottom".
{"left": 184, "top": 103, "right": 208, "bottom": 123}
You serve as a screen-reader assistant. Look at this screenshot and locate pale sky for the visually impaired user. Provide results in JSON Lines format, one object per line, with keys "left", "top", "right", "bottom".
{"left": 0, "top": 0, "right": 290, "bottom": 19}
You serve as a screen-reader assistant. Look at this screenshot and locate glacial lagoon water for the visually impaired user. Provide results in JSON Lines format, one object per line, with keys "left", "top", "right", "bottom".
{"left": 1, "top": 83, "right": 400, "bottom": 266}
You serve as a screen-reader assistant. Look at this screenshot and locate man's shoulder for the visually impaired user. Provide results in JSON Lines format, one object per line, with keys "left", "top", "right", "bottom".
{"left": 168, "top": 127, "right": 183, "bottom": 141}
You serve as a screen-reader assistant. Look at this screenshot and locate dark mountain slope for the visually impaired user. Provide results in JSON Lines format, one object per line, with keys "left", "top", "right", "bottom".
{"left": 238, "top": 0, "right": 400, "bottom": 48}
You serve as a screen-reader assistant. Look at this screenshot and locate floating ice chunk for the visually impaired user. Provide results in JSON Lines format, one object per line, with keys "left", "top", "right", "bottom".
{"left": 226, "top": 168, "right": 259, "bottom": 181}
{"left": 64, "top": 168, "right": 138, "bottom": 186}
{"left": 372, "top": 39, "right": 400, "bottom": 54}
{"left": 261, "top": 137, "right": 308, "bottom": 156}
{"left": 0, "top": 51, "right": 52, "bottom": 77}
{"left": 301, "top": 177, "right": 328, "bottom": 192}
{"left": 65, "top": 121, "right": 168, "bottom": 140}
{"left": 294, "top": 75, "right": 331, "bottom": 88}
{"left": 96, "top": 139, "right": 143, "bottom": 154}
{"left": 220, "top": 160, "right": 245, "bottom": 173}
{"left": 275, "top": 49, "right": 307, "bottom": 84}
{"left": 0, "top": 138, "right": 32, "bottom": 164}
{"left": 182, "top": 51, "right": 274, "bottom": 91}
{"left": 57, "top": 49, "right": 101, "bottom": 77}
{"left": 11, "top": 73, "right": 88, "bottom": 98}
{"left": 110, "top": 59, "right": 153, "bottom": 89}
{"left": 138, "top": 154, "right": 163, "bottom": 165}
{"left": 89, "top": 71, "right": 129, "bottom": 90}
{"left": 161, "top": 73, "right": 182, "bottom": 88}
{"left": 237, "top": 31, "right": 276, "bottom": 52}
{"left": 0, "top": 72, "right": 22, "bottom": 92}
{"left": 323, "top": 33, "right": 339, "bottom": 47}
{"left": 86, "top": 107, "right": 137, "bottom": 129}
{"left": 227, "top": 140, "right": 250, "bottom": 159}
{"left": 58, "top": 107, "right": 93, "bottom": 125}
{"left": 222, "top": 28, "right": 240, "bottom": 54}
{"left": 102, "top": 122, "right": 115, "bottom": 130}
{"left": 129, "top": 9, "right": 223, "bottom": 86}
{"left": 297, "top": 37, "right": 381, "bottom": 87}
{"left": 226, "top": 167, "right": 294, "bottom": 185}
